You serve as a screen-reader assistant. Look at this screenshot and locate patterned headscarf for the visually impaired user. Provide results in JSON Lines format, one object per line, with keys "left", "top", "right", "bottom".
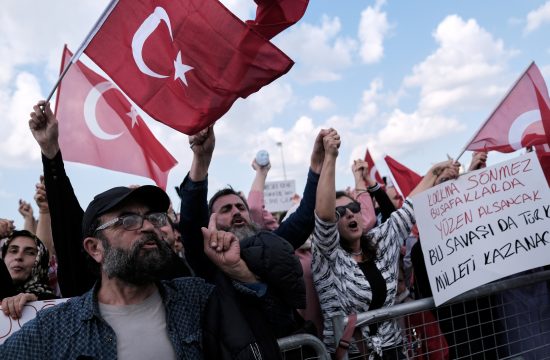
{"left": 1, "top": 230, "right": 55, "bottom": 298}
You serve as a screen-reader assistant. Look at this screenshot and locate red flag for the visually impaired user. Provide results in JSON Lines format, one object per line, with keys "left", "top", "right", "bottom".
{"left": 530, "top": 76, "right": 550, "bottom": 145}
{"left": 54, "top": 46, "right": 177, "bottom": 189}
{"left": 534, "top": 144, "right": 550, "bottom": 187}
{"left": 246, "top": 0, "right": 309, "bottom": 40}
{"left": 364, "top": 148, "right": 384, "bottom": 185}
{"left": 84, "top": 0, "right": 294, "bottom": 135}
{"left": 465, "top": 62, "right": 549, "bottom": 153}
{"left": 384, "top": 155, "right": 422, "bottom": 198}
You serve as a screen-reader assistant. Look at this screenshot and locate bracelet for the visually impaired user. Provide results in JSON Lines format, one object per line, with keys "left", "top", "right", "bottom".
{"left": 367, "top": 183, "right": 381, "bottom": 193}
{"left": 355, "top": 188, "right": 367, "bottom": 192}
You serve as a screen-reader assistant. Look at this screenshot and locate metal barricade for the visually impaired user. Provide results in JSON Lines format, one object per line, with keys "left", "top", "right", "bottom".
{"left": 278, "top": 333, "right": 331, "bottom": 360}
{"left": 332, "top": 269, "right": 550, "bottom": 359}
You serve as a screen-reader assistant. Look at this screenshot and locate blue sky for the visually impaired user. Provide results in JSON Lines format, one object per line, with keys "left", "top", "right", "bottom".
{"left": 2, "top": 0, "right": 550, "bottom": 227}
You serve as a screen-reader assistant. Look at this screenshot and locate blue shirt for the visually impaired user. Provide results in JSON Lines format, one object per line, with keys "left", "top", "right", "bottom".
{"left": 0, "top": 277, "right": 213, "bottom": 359}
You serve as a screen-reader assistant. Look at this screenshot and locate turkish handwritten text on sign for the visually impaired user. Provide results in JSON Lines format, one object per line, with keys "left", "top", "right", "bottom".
{"left": 264, "top": 180, "right": 296, "bottom": 212}
{"left": 412, "top": 152, "right": 550, "bottom": 306}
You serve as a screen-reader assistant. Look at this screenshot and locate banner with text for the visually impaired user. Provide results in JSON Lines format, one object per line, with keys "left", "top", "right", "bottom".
{"left": 412, "top": 152, "right": 550, "bottom": 306}
{"left": 0, "top": 299, "right": 68, "bottom": 344}
{"left": 264, "top": 180, "right": 296, "bottom": 212}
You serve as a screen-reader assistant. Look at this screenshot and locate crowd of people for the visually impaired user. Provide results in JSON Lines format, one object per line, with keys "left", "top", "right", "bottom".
{"left": 0, "top": 99, "right": 549, "bottom": 360}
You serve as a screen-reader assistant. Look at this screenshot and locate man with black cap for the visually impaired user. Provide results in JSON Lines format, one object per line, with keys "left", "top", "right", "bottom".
{"left": 0, "top": 183, "right": 260, "bottom": 359}
{"left": 26, "top": 100, "right": 192, "bottom": 298}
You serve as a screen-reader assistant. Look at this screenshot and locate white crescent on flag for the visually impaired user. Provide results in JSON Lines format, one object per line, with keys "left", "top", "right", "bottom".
{"left": 507, "top": 109, "right": 541, "bottom": 151}
{"left": 83, "top": 82, "right": 123, "bottom": 140}
{"left": 132, "top": 7, "right": 172, "bottom": 78}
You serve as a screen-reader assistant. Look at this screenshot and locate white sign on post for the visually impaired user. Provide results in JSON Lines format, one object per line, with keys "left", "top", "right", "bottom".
{"left": 264, "top": 180, "right": 296, "bottom": 212}
{"left": 0, "top": 298, "right": 68, "bottom": 344}
{"left": 412, "top": 152, "right": 550, "bottom": 306}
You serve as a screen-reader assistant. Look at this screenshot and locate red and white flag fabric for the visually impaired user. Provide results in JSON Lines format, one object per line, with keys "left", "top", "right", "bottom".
{"left": 84, "top": 0, "right": 294, "bottom": 135}
{"left": 54, "top": 46, "right": 177, "bottom": 189}
{"left": 246, "top": 0, "right": 309, "bottom": 40}
{"left": 384, "top": 155, "right": 422, "bottom": 198}
{"left": 364, "top": 148, "right": 384, "bottom": 185}
{"left": 534, "top": 144, "right": 550, "bottom": 187}
{"left": 465, "top": 62, "right": 549, "bottom": 153}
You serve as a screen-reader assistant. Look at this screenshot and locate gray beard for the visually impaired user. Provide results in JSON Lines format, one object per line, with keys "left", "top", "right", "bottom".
{"left": 223, "top": 222, "right": 260, "bottom": 241}
{"left": 101, "top": 233, "right": 173, "bottom": 285}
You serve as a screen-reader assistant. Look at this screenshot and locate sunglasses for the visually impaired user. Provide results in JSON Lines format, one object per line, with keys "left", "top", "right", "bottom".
{"left": 335, "top": 202, "right": 361, "bottom": 217}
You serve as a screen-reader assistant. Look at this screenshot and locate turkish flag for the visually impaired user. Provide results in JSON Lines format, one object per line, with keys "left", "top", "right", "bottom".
{"left": 384, "top": 155, "right": 422, "bottom": 198}
{"left": 364, "top": 148, "right": 384, "bottom": 185}
{"left": 246, "top": 0, "right": 309, "bottom": 40}
{"left": 466, "top": 62, "right": 549, "bottom": 153}
{"left": 54, "top": 46, "right": 177, "bottom": 189}
{"left": 84, "top": 0, "right": 294, "bottom": 135}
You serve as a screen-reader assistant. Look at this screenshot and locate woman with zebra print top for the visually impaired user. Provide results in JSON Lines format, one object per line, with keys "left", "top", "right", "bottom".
{"left": 311, "top": 128, "right": 459, "bottom": 359}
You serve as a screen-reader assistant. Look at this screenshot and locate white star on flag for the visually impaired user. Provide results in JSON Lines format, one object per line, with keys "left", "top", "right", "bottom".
{"left": 174, "top": 51, "right": 193, "bottom": 86}
{"left": 126, "top": 106, "right": 140, "bottom": 128}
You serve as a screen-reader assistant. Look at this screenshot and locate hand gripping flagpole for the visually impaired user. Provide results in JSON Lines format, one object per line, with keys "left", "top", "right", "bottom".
{"left": 43, "top": 0, "right": 119, "bottom": 104}
{"left": 454, "top": 61, "right": 535, "bottom": 163}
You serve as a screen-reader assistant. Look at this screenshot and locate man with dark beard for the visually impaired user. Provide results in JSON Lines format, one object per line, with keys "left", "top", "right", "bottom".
{"left": 0, "top": 185, "right": 261, "bottom": 359}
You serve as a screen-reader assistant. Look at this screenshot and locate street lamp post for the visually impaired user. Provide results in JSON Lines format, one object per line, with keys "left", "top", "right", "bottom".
{"left": 276, "top": 141, "right": 287, "bottom": 180}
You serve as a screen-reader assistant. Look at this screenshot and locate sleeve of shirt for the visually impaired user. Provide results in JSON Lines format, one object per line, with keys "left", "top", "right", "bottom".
{"left": 247, "top": 190, "right": 278, "bottom": 231}
{"left": 274, "top": 169, "right": 319, "bottom": 249}
{"left": 356, "top": 191, "right": 376, "bottom": 231}
{"left": 42, "top": 151, "right": 95, "bottom": 297}
{"left": 178, "top": 173, "right": 216, "bottom": 282}
{"left": 367, "top": 199, "right": 415, "bottom": 257}
{"left": 0, "top": 316, "right": 46, "bottom": 358}
{"left": 312, "top": 212, "right": 341, "bottom": 262}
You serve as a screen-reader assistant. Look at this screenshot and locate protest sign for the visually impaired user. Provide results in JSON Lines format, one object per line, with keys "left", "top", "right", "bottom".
{"left": 412, "top": 152, "right": 550, "bottom": 306}
{"left": 264, "top": 180, "right": 296, "bottom": 212}
{"left": 0, "top": 298, "right": 68, "bottom": 344}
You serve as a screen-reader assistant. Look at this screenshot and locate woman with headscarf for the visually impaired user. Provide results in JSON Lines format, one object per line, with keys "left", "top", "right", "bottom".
{"left": 312, "top": 129, "right": 458, "bottom": 359}
{"left": 1, "top": 230, "right": 57, "bottom": 318}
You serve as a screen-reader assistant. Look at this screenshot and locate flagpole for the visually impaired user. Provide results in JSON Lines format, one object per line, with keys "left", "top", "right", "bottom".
{"left": 43, "top": 0, "right": 119, "bottom": 104}
{"left": 454, "top": 61, "right": 535, "bottom": 163}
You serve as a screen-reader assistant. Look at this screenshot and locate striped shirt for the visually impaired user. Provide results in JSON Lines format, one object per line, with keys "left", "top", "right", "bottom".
{"left": 312, "top": 199, "right": 415, "bottom": 354}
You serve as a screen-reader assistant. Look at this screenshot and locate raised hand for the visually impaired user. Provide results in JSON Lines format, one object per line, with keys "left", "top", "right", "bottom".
{"left": 18, "top": 200, "right": 34, "bottom": 220}
{"left": 468, "top": 151, "right": 488, "bottom": 172}
{"left": 310, "top": 128, "right": 330, "bottom": 174}
{"left": 0, "top": 219, "right": 15, "bottom": 238}
{"left": 189, "top": 125, "right": 215, "bottom": 158}
{"left": 201, "top": 213, "right": 257, "bottom": 283}
{"left": 28, "top": 101, "right": 59, "bottom": 159}
{"left": 34, "top": 176, "right": 49, "bottom": 214}
{"left": 322, "top": 128, "right": 340, "bottom": 157}
{"left": 202, "top": 213, "right": 241, "bottom": 269}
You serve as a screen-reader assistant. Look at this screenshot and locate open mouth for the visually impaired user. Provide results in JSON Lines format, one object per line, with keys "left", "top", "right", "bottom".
{"left": 348, "top": 221, "right": 358, "bottom": 229}
{"left": 232, "top": 218, "right": 246, "bottom": 227}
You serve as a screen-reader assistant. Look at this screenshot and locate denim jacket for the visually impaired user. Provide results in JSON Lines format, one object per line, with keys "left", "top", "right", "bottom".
{"left": 0, "top": 278, "right": 213, "bottom": 360}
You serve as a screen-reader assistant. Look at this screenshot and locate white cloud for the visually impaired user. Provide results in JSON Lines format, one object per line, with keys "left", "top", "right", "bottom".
{"left": 353, "top": 78, "right": 383, "bottom": 126}
{"left": 358, "top": 0, "right": 391, "bottom": 64}
{"left": 524, "top": 1, "right": 550, "bottom": 33}
{"left": 218, "top": 0, "right": 256, "bottom": 21}
{"left": 403, "top": 15, "right": 513, "bottom": 114}
{"left": 309, "top": 95, "right": 335, "bottom": 111}
{"left": 0, "top": 72, "right": 44, "bottom": 167}
{"left": 276, "top": 15, "right": 357, "bottom": 83}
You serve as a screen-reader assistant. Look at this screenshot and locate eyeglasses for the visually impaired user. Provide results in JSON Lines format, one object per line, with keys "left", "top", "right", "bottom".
{"left": 95, "top": 212, "right": 168, "bottom": 232}
{"left": 335, "top": 202, "right": 361, "bottom": 217}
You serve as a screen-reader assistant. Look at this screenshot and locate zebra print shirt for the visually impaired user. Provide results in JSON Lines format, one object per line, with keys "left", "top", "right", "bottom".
{"left": 312, "top": 200, "right": 415, "bottom": 354}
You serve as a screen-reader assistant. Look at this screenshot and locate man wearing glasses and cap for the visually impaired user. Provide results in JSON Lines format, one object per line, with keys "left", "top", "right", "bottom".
{"left": 0, "top": 184, "right": 262, "bottom": 359}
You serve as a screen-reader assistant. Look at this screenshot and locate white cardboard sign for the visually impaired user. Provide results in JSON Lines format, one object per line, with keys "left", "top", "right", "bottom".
{"left": 412, "top": 152, "right": 550, "bottom": 306}
{"left": 0, "top": 298, "right": 68, "bottom": 344}
{"left": 264, "top": 180, "right": 296, "bottom": 212}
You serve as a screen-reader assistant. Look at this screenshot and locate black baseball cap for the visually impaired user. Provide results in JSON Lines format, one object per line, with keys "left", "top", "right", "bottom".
{"left": 82, "top": 185, "right": 170, "bottom": 237}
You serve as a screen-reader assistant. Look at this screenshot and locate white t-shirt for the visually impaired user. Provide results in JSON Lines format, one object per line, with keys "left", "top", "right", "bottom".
{"left": 99, "top": 289, "right": 177, "bottom": 360}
